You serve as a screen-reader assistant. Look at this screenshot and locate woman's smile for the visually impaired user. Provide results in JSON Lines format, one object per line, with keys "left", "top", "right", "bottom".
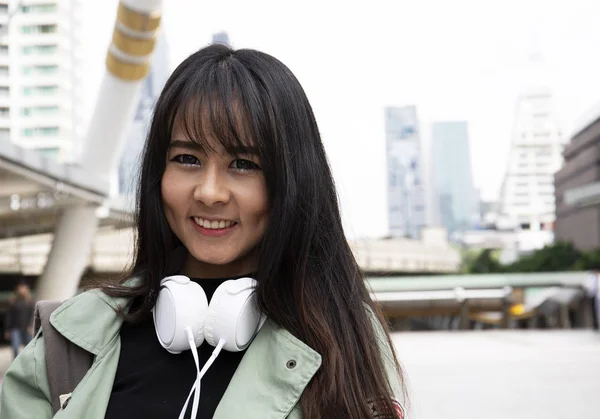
{"left": 190, "top": 216, "right": 238, "bottom": 237}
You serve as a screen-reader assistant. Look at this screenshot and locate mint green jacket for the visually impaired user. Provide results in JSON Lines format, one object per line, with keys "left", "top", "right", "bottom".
{"left": 0, "top": 288, "right": 404, "bottom": 418}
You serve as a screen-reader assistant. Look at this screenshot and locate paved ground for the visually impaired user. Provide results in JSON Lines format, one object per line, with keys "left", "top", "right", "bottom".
{"left": 0, "top": 332, "right": 598, "bottom": 418}
{"left": 393, "top": 330, "right": 600, "bottom": 419}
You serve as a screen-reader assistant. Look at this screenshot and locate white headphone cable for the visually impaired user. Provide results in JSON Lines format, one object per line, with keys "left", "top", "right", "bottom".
{"left": 178, "top": 330, "right": 227, "bottom": 419}
{"left": 178, "top": 327, "right": 202, "bottom": 419}
{"left": 198, "top": 338, "right": 226, "bottom": 380}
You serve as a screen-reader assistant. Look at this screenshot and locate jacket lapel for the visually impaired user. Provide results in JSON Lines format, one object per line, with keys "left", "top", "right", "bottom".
{"left": 213, "top": 319, "right": 322, "bottom": 419}
{"left": 49, "top": 289, "right": 127, "bottom": 419}
{"left": 48, "top": 287, "right": 322, "bottom": 419}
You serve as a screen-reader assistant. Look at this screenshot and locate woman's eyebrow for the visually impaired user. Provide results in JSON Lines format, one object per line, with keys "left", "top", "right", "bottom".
{"left": 168, "top": 140, "right": 203, "bottom": 151}
{"left": 229, "top": 146, "right": 259, "bottom": 155}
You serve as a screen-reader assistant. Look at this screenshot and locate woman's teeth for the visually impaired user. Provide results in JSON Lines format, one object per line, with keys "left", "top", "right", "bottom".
{"left": 193, "top": 217, "right": 235, "bottom": 229}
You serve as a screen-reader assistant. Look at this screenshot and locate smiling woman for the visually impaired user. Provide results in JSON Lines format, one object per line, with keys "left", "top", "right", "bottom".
{"left": 0, "top": 44, "right": 407, "bottom": 419}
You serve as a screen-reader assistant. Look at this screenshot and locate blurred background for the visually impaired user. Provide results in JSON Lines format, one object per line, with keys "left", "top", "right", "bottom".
{"left": 0, "top": 0, "right": 598, "bottom": 418}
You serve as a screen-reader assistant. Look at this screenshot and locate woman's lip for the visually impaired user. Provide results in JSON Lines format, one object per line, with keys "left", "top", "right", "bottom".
{"left": 189, "top": 218, "right": 237, "bottom": 237}
{"left": 191, "top": 216, "right": 236, "bottom": 222}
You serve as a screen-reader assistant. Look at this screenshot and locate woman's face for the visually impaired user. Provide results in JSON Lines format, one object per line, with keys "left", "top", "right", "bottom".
{"left": 161, "top": 118, "right": 269, "bottom": 278}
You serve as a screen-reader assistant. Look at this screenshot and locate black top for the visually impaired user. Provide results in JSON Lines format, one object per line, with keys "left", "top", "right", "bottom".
{"left": 105, "top": 277, "right": 249, "bottom": 419}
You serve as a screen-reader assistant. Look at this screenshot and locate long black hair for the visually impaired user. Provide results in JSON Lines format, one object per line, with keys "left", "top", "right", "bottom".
{"left": 102, "top": 44, "right": 405, "bottom": 418}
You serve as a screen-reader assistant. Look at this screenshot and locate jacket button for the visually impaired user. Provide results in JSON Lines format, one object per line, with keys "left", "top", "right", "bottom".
{"left": 286, "top": 359, "right": 297, "bottom": 369}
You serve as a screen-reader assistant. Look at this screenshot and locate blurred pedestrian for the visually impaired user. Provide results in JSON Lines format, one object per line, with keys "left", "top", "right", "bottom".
{"left": 4, "top": 281, "right": 34, "bottom": 359}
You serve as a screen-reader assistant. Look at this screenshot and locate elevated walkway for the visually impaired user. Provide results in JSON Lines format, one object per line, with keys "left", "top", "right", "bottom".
{"left": 0, "top": 140, "right": 130, "bottom": 239}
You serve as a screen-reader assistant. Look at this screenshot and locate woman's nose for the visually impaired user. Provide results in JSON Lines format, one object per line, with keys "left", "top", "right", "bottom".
{"left": 192, "top": 169, "right": 230, "bottom": 206}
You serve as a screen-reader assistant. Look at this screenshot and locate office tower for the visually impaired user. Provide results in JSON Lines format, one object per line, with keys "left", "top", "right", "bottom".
{"left": 1, "top": 0, "right": 84, "bottom": 162}
{"left": 385, "top": 105, "right": 425, "bottom": 238}
{"left": 499, "top": 88, "right": 564, "bottom": 231}
{"left": 432, "top": 121, "right": 476, "bottom": 234}
{"left": 211, "top": 31, "right": 230, "bottom": 47}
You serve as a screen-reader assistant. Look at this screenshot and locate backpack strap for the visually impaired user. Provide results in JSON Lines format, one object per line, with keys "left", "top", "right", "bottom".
{"left": 34, "top": 300, "right": 94, "bottom": 415}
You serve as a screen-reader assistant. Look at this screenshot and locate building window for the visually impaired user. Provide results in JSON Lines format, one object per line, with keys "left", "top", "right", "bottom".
{"left": 21, "top": 4, "right": 58, "bottom": 13}
{"left": 23, "top": 85, "right": 59, "bottom": 96}
{"left": 21, "top": 24, "right": 57, "bottom": 34}
{"left": 0, "top": 107, "right": 9, "bottom": 117}
{"left": 0, "top": 5, "right": 7, "bottom": 14}
{"left": 0, "top": 128, "right": 9, "bottom": 141}
{"left": 0, "top": 45, "right": 8, "bottom": 56}
{"left": 533, "top": 131, "right": 551, "bottom": 138}
{"left": 21, "top": 127, "right": 59, "bottom": 137}
{"left": 21, "top": 106, "right": 59, "bottom": 116}
{"left": 22, "top": 65, "right": 58, "bottom": 76}
{"left": 0, "top": 86, "right": 9, "bottom": 97}
{"left": 22, "top": 44, "right": 58, "bottom": 55}
{"left": 0, "top": 66, "right": 7, "bottom": 77}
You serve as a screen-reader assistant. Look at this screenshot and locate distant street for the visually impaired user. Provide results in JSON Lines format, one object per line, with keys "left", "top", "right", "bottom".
{"left": 394, "top": 330, "right": 600, "bottom": 419}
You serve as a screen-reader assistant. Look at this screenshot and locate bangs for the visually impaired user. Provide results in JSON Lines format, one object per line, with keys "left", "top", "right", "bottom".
{"left": 169, "top": 62, "right": 265, "bottom": 157}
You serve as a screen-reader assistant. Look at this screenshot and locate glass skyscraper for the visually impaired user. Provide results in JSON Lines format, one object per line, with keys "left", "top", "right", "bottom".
{"left": 385, "top": 105, "right": 425, "bottom": 238}
{"left": 431, "top": 121, "right": 476, "bottom": 235}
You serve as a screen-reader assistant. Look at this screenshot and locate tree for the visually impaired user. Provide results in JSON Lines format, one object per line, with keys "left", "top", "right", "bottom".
{"left": 504, "top": 242, "right": 582, "bottom": 272}
{"left": 468, "top": 249, "right": 502, "bottom": 273}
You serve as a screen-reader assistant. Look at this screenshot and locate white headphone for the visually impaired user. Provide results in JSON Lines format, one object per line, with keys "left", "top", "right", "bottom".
{"left": 152, "top": 275, "right": 264, "bottom": 354}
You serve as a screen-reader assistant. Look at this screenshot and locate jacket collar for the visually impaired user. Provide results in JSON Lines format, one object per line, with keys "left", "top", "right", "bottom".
{"left": 50, "top": 286, "right": 322, "bottom": 418}
{"left": 50, "top": 288, "right": 129, "bottom": 355}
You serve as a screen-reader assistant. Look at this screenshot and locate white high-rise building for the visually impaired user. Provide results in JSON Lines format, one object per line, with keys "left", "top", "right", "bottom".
{"left": 499, "top": 86, "right": 564, "bottom": 233}
{"left": 385, "top": 105, "right": 425, "bottom": 239}
{"left": 0, "top": 0, "right": 83, "bottom": 162}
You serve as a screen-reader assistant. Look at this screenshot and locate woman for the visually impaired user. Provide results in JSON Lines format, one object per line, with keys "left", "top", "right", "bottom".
{"left": 0, "top": 44, "right": 406, "bottom": 418}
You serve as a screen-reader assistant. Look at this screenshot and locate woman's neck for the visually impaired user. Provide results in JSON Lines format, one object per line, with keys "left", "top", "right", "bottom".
{"left": 181, "top": 251, "right": 257, "bottom": 279}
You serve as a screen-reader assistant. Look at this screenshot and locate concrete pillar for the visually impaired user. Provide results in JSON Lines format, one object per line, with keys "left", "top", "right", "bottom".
{"left": 36, "top": 0, "right": 163, "bottom": 301}
{"left": 36, "top": 206, "right": 99, "bottom": 301}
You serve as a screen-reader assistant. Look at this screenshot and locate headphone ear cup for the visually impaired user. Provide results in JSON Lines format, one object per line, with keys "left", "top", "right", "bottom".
{"left": 204, "top": 277, "right": 263, "bottom": 352}
{"left": 203, "top": 283, "right": 226, "bottom": 348}
{"left": 153, "top": 276, "right": 208, "bottom": 354}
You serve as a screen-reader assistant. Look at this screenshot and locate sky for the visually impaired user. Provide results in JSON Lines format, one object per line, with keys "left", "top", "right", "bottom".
{"left": 79, "top": 0, "right": 600, "bottom": 238}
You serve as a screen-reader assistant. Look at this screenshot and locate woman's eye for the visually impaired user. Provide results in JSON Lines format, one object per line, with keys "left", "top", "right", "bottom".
{"left": 231, "top": 159, "right": 261, "bottom": 171}
{"left": 172, "top": 154, "right": 200, "bottom": 166}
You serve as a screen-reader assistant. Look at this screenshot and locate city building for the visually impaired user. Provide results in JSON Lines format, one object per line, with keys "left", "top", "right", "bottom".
{"left": 1, "top": 0, "right": 84, "bottom": 162}
{"left": 498, "top": 87, "right": 564, "bottom": 237}
{"left": 385, "top": 105, "right": 425, "bottom": 239}
{"left": 431, "top": 121, "right": 476, "bottom": 235}
{"left": 555, "top": 103, "right": 600, "bottom": 250}
{"left": 211, "top": 31, "right": 230, "bottom": 47}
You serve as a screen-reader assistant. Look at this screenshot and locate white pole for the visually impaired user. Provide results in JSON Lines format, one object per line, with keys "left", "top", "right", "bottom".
{"left": 37, "top": 0, "right": 163, "bottom": 301}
